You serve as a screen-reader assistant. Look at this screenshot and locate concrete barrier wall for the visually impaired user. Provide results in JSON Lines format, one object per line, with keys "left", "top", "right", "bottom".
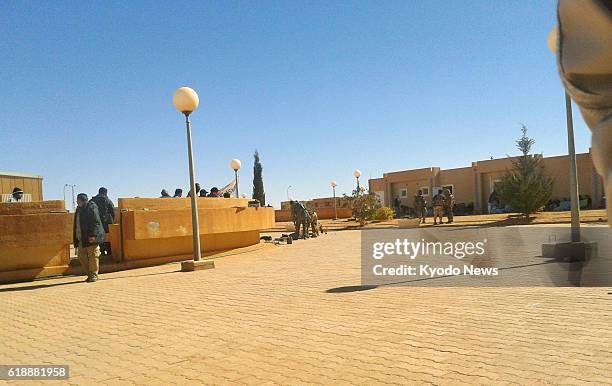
{"left": 316, "top": 208, "right": 353, "bottom": 220}
{"left": 275, "top": 210, "right": 292, "bottom": 222}
{"left": 108, "top": 223, "right": 122, "bottom": 262}
{"left": 117, "top": 198, "right": 274, "bottom": 263}
{"left": 0, "top": 201, "right": 71, "bottom": 283}
{"left": 118, "top": 197, "right": 251, "bottom": 210}
{"left": 0, "top": 198, "right": 275, "bottom": 283}
{"left": 275, "top": 208, "right": 352, "bottom": 222}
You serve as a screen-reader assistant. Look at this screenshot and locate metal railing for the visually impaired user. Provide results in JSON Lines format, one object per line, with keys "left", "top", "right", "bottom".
{"left": 0, "top": 193, "right": 32, "bottom": 203}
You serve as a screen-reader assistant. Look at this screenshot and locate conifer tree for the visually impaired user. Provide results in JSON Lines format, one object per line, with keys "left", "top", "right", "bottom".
{"left": 498, "top": 125, "right": 553, "bottom": 216}
{"left": 252, "top": 150, "right": 265, "bottom": 206}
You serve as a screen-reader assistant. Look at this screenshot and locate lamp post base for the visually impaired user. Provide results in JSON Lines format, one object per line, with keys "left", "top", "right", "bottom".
{"left": 542, "top": 241, "right": 598, "bottom": 262}
{"left": 181, "top": 259, "right": 215, "bottom": 272}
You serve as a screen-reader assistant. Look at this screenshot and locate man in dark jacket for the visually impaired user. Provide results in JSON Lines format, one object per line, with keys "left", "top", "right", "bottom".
{"left": 91, "top": 187, "right": 115, "bottom": 256}
{"left": 73, "top": 193, "right": 106, "bottom": 282}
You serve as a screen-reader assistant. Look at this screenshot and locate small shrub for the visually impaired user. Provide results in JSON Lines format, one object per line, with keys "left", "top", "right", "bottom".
{"left": 344, "top": 190, "right": 381, "bottom": 225}
{"left": 373, "top": 207, "right": 395, "bottom": 221}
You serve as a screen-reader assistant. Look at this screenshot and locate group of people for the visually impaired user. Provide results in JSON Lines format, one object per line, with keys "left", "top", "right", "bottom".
{"left": 412, "top": 188, "right": 455, "bottom": 225}
{"left": 160, "top": 183, "right": 232, "bottom": 199}
{"left": 4, "top": 185, "right": 109, "bottom": 283}
{"left": 73, "top": 187, "right": 115, "bottom": 283}
{"left": 75, "top": 181, "right": 249, "bottom": 282}
{"left": 6, "top": 181, "right": 242, "bottom": 284}
{"left": 73, "top": 182, "right": 245, "bottom": 283}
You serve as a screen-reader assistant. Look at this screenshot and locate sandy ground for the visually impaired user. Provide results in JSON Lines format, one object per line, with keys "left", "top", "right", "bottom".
{"left": 1, "top": 227, "right": 610, "bottom": 385}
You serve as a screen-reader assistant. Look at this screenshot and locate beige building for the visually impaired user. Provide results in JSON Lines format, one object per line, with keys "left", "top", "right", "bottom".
{"left": 280, "top": 197, "right": 351, "bottom": 211}
{"left": 276, "top": 197, "right": 353, "bottom": 222}
{"left": 0, "top": 172, "right": 43, "bottom": 203}
{"left": 368, "top": 150, "right": 605, "bottom": 214}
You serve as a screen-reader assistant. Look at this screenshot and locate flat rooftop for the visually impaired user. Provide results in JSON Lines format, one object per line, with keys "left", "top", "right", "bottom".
{"left": 0, "top": 171, "right": 43, "bottom": 179}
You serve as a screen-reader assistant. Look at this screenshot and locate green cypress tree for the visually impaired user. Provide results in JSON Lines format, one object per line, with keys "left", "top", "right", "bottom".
{"left": 498, "top": 125, "right": 554, "bottom": 216}
{"left": 252, "top": 150, "right": 266, "bottom": 206}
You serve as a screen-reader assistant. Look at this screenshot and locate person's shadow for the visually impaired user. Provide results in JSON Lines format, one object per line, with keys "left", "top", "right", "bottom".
{"left": 0, "top": 270, "right": 176, "bottom": 293}
{"left": 0, "top": 280, "right": 83, "bottom": 293}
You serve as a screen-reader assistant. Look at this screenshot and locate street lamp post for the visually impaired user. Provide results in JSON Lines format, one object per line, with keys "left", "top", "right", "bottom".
{"left": 564, "top": 92, "right": 581, "bottom": 242}
{"left": 331, "top": 181, "right": 338, "bottom": 220}
{"left": 548, "top": 27, "right": 581, "bottom": 242}
{"left": 64, "top": 184, "right": 76, "bottom": 211}
{"left": 230, "top": 159, "right": 241, "bottom": 198}
{"left": 541, "top": 26, "right": 597, "bottom": 262}
{"left": 173, "top": 87, "right": 213, "bottom": 271}
{"left": 354, "top": 169, "right": 361, "bottom": 193}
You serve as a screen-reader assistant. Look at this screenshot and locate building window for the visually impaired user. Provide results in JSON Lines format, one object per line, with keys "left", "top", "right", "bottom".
{"left": 442, "top": 185, "right": 454, "bottom": 194}
{"left": 400, "top": 189, "right": 407, "bottom": 198}
{"left": 421, "top": 187, "right": 429, "bottom": 196}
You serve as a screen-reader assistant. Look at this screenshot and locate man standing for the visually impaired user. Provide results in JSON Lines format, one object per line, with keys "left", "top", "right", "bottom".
{"left": 73, "top": 193, "right": 105, "bottom": 282}
{"left": 488, "top": 190, "right": 499, "bottom": 214}
{"left": 393, "top": 197, "right": 401, "bottom": 218}
{"left": 442, "top": 187, "right": 455, "bottom": 224}
{"left": 432, "top": 189, "right": 446, "bottom": 226}
{"left": 7, "top": 187, "right": 24, "bottom": 202}
{"left": 92, "top": 187, "right": 115, "bottom": 256}
{"left": 413, "top": 189, "right": 427, "bottom": 224}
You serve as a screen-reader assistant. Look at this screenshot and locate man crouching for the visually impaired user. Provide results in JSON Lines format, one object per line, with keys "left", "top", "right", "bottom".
{"left": 73, "top": 193, "right": 106, "bottom": 282}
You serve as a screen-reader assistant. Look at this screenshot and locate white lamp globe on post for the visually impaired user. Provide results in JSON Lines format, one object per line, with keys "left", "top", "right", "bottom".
{"left": 331, "top": 181, "right": 338, "bottom": 220}
{"left": 173, "top": 87, "right": 199, "bottom": 114}
{"left": 230, "top": 158, "right": 242, "bottom": 198}
{"left": 353, "top": 169, "right": 362, "bottom": 193}
{"left": 173, "top": 86, "right": 212, "bottom": 271}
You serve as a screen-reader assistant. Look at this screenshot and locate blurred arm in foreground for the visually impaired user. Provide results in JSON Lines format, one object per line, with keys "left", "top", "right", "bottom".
{"left": 554, "top": 0, "right": 612, "bottom": 223}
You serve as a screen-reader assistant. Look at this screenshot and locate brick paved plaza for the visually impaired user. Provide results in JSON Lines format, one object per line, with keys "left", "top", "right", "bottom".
{"left": 1, "top": 229, "right": 611, "bottom": 385}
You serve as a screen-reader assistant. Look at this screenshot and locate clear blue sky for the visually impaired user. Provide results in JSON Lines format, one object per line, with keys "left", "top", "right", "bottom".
{"left": 0, "top": 1, "right": 590, "bottom": 208}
